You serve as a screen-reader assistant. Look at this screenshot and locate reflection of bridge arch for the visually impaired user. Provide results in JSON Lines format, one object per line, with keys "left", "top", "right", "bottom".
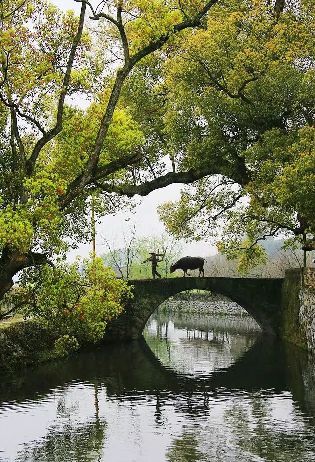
{"left": 104, "top": 277, "right": 283, "bottom": 341}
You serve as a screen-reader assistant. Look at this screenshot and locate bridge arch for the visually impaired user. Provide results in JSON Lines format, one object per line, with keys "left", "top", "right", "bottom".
{"left": 104, "top": 277, "right": 283, "bottom": 341}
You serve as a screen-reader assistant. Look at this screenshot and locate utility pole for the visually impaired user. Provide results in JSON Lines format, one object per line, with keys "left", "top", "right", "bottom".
{"left": 91, "top": 194, "right": 96, "bottom": 259}
{"left": 303, "top": 233, "right": 307, "bottom": 269}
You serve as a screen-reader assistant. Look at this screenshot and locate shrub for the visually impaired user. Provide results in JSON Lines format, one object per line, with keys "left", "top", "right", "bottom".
{"left": 54, "top": 335, "right": 79, "bottom": 357}
{"left": 20, "top": 257, "right": 132, "bottom": 349}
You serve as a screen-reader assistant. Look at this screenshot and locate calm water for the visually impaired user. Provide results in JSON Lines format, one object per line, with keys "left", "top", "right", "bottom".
{"left": 1, "top": 308, "right": 315, "bottom": 462}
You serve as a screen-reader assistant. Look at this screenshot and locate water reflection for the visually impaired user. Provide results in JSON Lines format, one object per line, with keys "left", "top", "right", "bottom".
{"left": 145, "top": 313, "right": 260, "bottom": 377}
{"left": 17, "top": 419, "right": 105, "bottom": 462}
{"left": 0, "top": 310, "right": 315, "bottom": 462}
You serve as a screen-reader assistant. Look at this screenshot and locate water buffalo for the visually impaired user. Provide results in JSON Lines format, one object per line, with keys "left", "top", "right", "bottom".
{"left": 170, "top": 256, "right": 205, "bottom": 277}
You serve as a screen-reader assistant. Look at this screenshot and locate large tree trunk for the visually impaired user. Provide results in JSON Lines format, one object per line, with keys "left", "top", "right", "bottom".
{"left": 0, "top": 248, "right": 51, "bottom": 301}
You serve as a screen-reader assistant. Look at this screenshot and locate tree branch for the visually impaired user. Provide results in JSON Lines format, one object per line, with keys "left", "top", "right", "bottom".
{"left": 207, "top": 193, "right": 243, "bottom": 224}
{"left": 243, "top": 213, "right": 297, "bottom": 234}
{"left": 89, "top": 2, "right": 130, "bottom": 62}
{"left": 2, "top": 0, "right": 28, "bottom": 20}
{"left": 176, "top": 181, "right": 240, "bottom": 229}
{"left": 196, "top": 57, "right": 257, "bottom": 105}
{"left": 117, "top": 1, "right": 130, "bottom": 63}
{"left": 93, "top": 165, "right": 222, "bottom": 198}
{"left": 274, "top": 0, "right": 285, "bottom": 20}
{"left": 0, "top": 93, "right": 47, "bottom": 134}
{"left": 60, "top": 151, "right": 143, "bottom": 209}
{"left": 10, "top": 106, "right": 26, "bottom": 170}
{"left": 74, "top": 0, "right": 96, "bottom": 16}
{"left": 0, "top": 296, "right": 31, "bottom": 321}
{"left": 130, "top": 0, "right": 218, "bottom": 66}
{"left": 242, "top": 227, "right": 282, "bottom": 251}
{"left": 26, "top": 2, "right": 87, "bottom": 174}
{"left": 0, "top": 50, "right": 9, "bottom": 88}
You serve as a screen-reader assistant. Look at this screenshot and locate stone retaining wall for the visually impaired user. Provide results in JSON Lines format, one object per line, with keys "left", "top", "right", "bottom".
{"left": 303, "top": 268, "right": 315, "bottom": 289}
{"left": 282, "top": 268, "right": 315, "bottom": 352}
{"left": 160, "top": 293, "right": 249, "bottom": 316}
{"left": 300, "top": 269, "right": 315, "bottom": 352}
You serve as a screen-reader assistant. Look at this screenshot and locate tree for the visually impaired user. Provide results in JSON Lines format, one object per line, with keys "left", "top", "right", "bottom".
{"left": 0, "top": 0, "right": 221, "bottom": 300}
{"left": 153, "top": 0, "right": 315, "bottom": 272}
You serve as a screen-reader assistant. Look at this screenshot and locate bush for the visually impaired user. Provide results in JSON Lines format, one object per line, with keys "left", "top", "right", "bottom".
{"left": 54, "top": 335, "right": 79, "bottom": 357}
{"left": 0, "top": 321, "right": 55, "bottom": 373}
{"left": 19, "top": 257, "right": 132, "bottom": 350}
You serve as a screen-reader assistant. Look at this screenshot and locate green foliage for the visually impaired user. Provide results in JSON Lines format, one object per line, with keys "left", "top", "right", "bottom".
{"left": 20, "top": 257, "right": 132, "bottom": 347}
{"left": 0, "top": 0, "right": 95, "bottom": 257}
{"left": 124, "top": 0, "right": 183, "bottom": 53}
{"left": 0, "top": 0, "right": 314, "bottom": 285}
{"left": 54, "top": 334, "right": 79, "bottom": 357}
{"left": 48, "top": 101, "right": 145, "bottom": 185}
{"left": 0, "top": 1, "right": 94, "bottom": 116}
{"left": 156, "top": 0, "right": 315, "bottom": 271}
{"left": 217, "top": 238, "right": 267, "bottom": 275}
{"left": 0, "top": 172, "right": 67, "bottom": 253}
{"left": 0, "top": 206, "right": 33, "bottom": 253}
{"left": 0, "top": 2, "right": 220, "bottom": 263}
{"left": 0, "top": 321, "right": 55, "bottom": 374}
{"left": 158, "top": 178, "right": 242, "bottom": 241}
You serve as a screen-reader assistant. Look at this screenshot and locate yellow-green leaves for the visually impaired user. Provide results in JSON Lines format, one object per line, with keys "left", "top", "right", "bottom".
{"left": 0, "top": 0, "right": 93, "bottom": 132}
{"left": 48, "top": 100, "right": 145, "bottom": 184}
{"left": 103, "top": 107, "right": 145, "bottom": 161}
{"left": 0, "top": 173, "right": 67, "bottom": 254}
{"left": 20, "top": 257, "right": 131, "bottom": 348}
{"left": 125, "top": 0, "right": 182, "bottom": 53}
{"left": 1, "top": 0, "right": 314, "bottom": 279}
{"left": 217, "top": 238, "right": 267, "bottom": 275}
{"left": 272, "top": 127, "right": 315, "bottom": 232}
{"left": 24, "top": 174, "right": 65, "bottom": 240}
{"left": 0, "top": 207, "right": 33, "bottom": 253}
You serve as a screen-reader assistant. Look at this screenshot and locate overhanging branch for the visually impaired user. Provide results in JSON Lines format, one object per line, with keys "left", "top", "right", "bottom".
{"left": 130, "top": 0, "right": 218, "bottom": 66}
{"left": 94, "top": 165, "right": 222, "bottom": 197}
{"left": 60, "top": 151, "right": 143, "bottom": 209}
{"left": 2, "top": 0, "right": 28, "bottom": 20}
{"left": 0, "top": 93, "right": 47, "bottom": 135}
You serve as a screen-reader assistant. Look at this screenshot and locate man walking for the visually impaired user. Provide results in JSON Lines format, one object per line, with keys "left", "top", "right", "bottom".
{"left": 143, "top": 252, "right": 164, "bottom": 279}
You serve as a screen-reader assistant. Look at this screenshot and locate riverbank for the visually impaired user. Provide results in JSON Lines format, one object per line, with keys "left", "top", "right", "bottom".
{"left": 2, "top": 272, "right": 315, "bottom": 375}
{"left": 0, "top": 320, "right": 58, "bottom": 375}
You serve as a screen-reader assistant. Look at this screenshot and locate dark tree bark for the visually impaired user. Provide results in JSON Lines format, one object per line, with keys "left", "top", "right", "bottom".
{"left": 0, "top": 248, "right": 52, "bottom": 300}
{"left": 274, "top": 0, "right": 285, "bottom": 19}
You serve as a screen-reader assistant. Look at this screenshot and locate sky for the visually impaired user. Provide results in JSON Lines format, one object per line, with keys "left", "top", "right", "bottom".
{"left": 51, "top": 0, "right": 216, "bottom": 260}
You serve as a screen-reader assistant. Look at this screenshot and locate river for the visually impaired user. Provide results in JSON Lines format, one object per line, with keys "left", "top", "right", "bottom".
{"left": 0, "top": 301, "right": 315, "bottom": 462}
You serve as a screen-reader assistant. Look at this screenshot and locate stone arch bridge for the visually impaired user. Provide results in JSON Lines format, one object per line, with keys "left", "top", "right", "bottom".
{"left": 104, "top": 276, "right": 284, "bottom": 341}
